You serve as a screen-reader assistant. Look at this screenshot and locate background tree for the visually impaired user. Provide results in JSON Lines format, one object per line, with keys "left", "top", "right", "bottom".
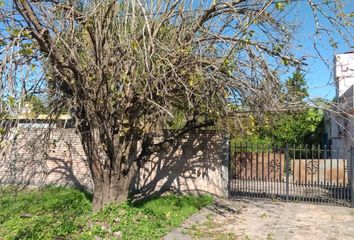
{"left": 286, "top": 69, "right": 309, "bottom": 102}
{"left": 24, "top": 95, "right": 48, "bottom": 115}
{"left": 0, "top": 0, "right": 352, "bottom": 210}
{"left": 232, "top": 72, "right": 324, "bottom": 146}
{"left": 259, "top": 108, "right": 324, "bottom": 146}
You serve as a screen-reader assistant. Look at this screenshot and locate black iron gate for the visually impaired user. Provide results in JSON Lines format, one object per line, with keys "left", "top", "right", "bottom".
{"left": 229, "top": 143, "right": 354, "bottom": 207}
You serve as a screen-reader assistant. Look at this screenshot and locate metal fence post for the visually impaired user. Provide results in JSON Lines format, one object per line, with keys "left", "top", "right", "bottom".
{"left": 228, "top": 139, "right": 231, "bottom": 196}
{"left": 285, "top": 144, "right": 290, "bottom": 202}
{"left": 350, "top": 147, "right": 354, "bottom": 208}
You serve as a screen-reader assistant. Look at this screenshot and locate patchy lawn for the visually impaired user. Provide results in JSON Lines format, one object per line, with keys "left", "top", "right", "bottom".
{"left": 0, "top": 186, "right": 212, "bottom": 239}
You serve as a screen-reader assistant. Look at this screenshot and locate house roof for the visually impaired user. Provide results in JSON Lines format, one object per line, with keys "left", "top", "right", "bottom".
{"left": 8, "top": 114, "right": 71, "bottom": 120}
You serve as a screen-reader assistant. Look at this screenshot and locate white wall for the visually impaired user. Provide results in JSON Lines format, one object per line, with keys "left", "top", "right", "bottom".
{"left": 335, "top": 52, "right": 354, "bottom": 98}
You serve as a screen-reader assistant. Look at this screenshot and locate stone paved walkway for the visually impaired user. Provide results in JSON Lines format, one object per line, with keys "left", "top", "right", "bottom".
{"left": 164, "top": 198, "right": 354, "bottom": 240}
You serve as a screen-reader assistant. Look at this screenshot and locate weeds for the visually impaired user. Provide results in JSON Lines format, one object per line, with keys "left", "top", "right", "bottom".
{"left": 0, "top": 187, "right": 213, "bottom": 240}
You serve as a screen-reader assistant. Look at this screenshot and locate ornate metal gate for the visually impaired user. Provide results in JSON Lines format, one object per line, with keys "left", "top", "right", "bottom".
{"left": 229, "top": 143, "right": 354, "bottom": 207}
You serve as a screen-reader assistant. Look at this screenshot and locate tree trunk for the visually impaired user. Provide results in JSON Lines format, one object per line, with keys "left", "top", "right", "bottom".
{"left": 92, "top": 168, "right": 135, "bottom": 211}
{"left": 89, "top": 149, "right": 139, "bottom": 211}
{"left": 78, "top": 126, "right": 140, "bottom": 211}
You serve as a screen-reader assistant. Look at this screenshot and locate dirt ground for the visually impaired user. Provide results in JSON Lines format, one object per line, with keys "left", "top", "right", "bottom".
{"left": 164, "top": 198, "right": 354, "bottom": 240}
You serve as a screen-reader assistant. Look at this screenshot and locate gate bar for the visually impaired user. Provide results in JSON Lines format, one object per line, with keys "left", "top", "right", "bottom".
{"left": 350, "top": 147, "right": 354, "bottom": 208}
{"left": 285, "top": 144, "right": 290, "bottom": 202}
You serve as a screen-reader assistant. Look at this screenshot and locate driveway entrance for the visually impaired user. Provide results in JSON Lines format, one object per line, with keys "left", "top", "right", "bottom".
{"left": 165, "top": 198, "right": 354, "bottom": 240}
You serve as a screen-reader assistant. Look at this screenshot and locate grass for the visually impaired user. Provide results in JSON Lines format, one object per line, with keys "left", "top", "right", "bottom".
{"left": 266, "top": 233, "right": 274, "bottom": 240}
{"left": 0, "top": 186, "right": 213, "bottom": 240}
{"left": 350, "top": 211, "right": 354, "bottom": 217}
{"left": 187, "top": 215, "right": 237, "bottom": 240}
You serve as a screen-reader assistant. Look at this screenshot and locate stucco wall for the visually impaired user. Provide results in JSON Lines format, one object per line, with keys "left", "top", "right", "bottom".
{"left": 135, "top": 132, "right": 229, "bottom": 197}
{"left": 335, "top": 52, "right": 354, "bottom": 98}
{"left": 0, "top": 129, "right": 229, "bottom": 197}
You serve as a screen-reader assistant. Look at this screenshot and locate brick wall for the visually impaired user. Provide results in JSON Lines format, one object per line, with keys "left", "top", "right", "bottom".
{"left": 0, "top": 128, "right": 93, "bottom": 190}
{"left": 0, "top": 129, "right": 229, "bottom": 197}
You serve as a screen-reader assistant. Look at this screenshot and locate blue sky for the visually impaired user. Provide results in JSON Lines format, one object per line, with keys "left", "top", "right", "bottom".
{"left": 287, "top": 1, "right": 354, "bottom": 100}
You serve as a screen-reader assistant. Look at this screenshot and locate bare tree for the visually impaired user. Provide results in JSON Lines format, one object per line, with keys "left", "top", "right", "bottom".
{"left": 0, "top": 0, "right": 352, "bottom": 210}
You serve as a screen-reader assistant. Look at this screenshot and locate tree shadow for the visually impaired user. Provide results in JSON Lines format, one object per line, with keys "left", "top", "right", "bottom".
{"left": 129, "top": 130, "right": 229, "bottom": 202}
{"left": 0, "top": 128, "right": 93, "bottom": 196}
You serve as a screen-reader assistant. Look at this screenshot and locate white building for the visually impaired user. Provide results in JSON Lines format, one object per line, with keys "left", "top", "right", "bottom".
{"left": 324, "top": 51, "right": 354, "bottom": 153}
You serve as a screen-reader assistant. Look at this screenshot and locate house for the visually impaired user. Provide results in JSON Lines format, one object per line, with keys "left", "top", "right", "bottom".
{"left": 324, "top": 51, "right": 354, "bottom": 154}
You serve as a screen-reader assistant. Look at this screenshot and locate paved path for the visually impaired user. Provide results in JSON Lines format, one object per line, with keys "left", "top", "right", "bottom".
{"left": 164, "top": 198, "right": 354, "bottom": 240}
